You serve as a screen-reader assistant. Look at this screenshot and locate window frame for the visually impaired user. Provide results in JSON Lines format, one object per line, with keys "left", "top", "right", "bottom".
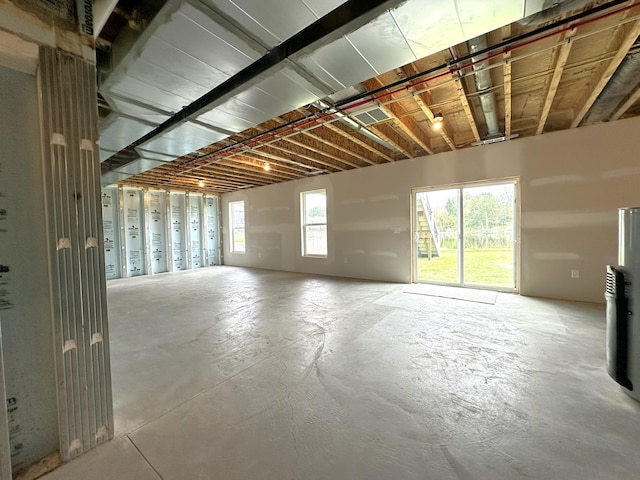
{"left": 300, "top": 189, "right": 327, "bottom": 258}
{"left": 228, "top": 200, "right": 245, "bottom": 253}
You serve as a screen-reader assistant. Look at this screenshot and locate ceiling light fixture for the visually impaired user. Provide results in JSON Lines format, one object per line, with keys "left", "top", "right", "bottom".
{"left": 198, "top": 179, "right": 205, "bottom": 187}
{"left": 432, "top": 113, "right": 444, "bottom": 131}
{"left": 263, "top": 162, "right": 271, "bottom": 172}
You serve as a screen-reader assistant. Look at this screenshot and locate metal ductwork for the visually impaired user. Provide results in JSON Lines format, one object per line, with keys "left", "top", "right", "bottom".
{"left": 582, "top": 42, "right": 640, "bottom": 125}
{"left": 520, "top": 0, "right": 593, "bottom": 26}
{"left": 467, "top": 35, "right": 502, "bottom": 139}
{"left": 93, "top": 0, "right": 119, "bottom": 38}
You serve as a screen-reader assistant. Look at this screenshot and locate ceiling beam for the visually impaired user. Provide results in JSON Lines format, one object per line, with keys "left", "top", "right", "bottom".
{"left": 453, "top": 75, "right": 481, "bottom": 142}
{"left": 282, "top": 136, "right": 362, "bottom": 168}
{"left": 301, "top": 130, "right": 377, "bottom": 165}
{"left": 571, "top": 16, "right": 640, "bottom": 128}
{"left": 363, "top": 78, "right": 434, "bottom": 155}
{"left": 258, "top": 144, "right": 343, "bottom": 172}
{"left": 198, "top": 162, "right": 294, "bottom": 183}
{"left": 251, "top": 115, "right": 364, "bottom": 169}
{"left": 537, "top": 29, "right": 576, "bottom": 135}
{"left": 369, "top": 123, "right": 414, "bottom": 158}
{"left": 241, "top": 148, "right": 325, "bottom": 173}
{"left": 321, "top": 121, "right": 397, "bottom": 162}
{"left": 401, "top": 64, "right": 456, "bottom": 150}
{"left": 221, "top": 157, "right": 304, "bottom": 180}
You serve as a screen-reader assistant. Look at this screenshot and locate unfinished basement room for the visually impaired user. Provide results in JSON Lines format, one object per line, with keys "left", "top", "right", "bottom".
{"left": 2, "top": 0, "right": 640, "bottom": 478}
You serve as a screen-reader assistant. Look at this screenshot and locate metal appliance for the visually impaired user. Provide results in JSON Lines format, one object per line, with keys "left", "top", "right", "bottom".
{"left": 606, "top": 207, "right": 640, "bottom": 400}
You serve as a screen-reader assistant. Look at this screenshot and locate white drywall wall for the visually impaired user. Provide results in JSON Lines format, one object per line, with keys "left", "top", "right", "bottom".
{"left": 222, "top": 115, "right": 640, "bottom": 303}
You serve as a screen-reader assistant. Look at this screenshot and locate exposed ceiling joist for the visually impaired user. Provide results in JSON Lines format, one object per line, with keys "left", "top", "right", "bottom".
{"left": 363, "top": 78, "right": 434, "bottom": 155}
{"left": 321, "top": 121, "right": 397, "bottom": 163}
{"left": 224, "top": 156, "right": 306, "bottom": 179}
{"left": 537, "top": 29, "right": 576, "bottom": 135}
{"left": 571, "top": 15, "right": 640, "bottom": 128}
{"left": 401, "top": 64, "right": 456, "bottom": 150}
{"left": 369, "top": 123, "right": 415, "bottom": 159}
{"left": 453, "top": 75, "right": 481, "bottom": 142}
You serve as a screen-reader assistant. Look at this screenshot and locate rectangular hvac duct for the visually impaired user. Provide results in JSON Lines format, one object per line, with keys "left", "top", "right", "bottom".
{"left": 114, "top": 158, "right": 167, "bottom": 176}
{"left": 99, "top": 114, "right": 157, "bottom": 153}
{"left": 139, "top": 121, "right": 228, "bottom": 158}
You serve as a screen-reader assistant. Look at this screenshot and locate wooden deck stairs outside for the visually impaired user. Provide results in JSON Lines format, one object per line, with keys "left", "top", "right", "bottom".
{"left": 416, "top": 195, "right": 441, "bottom": 259}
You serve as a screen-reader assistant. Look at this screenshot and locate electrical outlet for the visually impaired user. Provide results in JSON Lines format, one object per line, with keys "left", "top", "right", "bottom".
{"left": 571, "top": 269, "right": 579, "bottom": 279}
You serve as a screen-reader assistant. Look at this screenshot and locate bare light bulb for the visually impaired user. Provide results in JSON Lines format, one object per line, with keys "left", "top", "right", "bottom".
{"left": 264, "top": 163, "right": 271, "bottom": 171}
{"left": 432, "top": 113, "right": 444, "bottom": 131}
{"left": 198, "top": 179, "right": 205, "bottom": 187}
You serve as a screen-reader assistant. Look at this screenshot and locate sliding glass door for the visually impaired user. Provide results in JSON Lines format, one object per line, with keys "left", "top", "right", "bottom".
{"left": 413, "top": 180, "right": 518, "bottom": 291}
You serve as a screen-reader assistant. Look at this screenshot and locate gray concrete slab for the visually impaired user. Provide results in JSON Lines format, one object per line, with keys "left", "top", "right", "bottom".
{"left": 40, "top": 436, "right": 160, "bottom": 480}
{"left": 42, "top": 267, "right": 640, "bottom": 479}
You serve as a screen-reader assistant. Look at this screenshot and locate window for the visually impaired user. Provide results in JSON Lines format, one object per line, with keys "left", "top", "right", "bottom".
{"left": 229, "top": 201, "right": 245, "bottom": 253}
{"left": 301, "top": 189, "right": 327, "bottom": 257}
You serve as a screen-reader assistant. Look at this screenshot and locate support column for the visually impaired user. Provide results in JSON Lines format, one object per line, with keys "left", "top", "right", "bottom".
{"left": 38, "top": 46, "right": 114, "bottom": 462}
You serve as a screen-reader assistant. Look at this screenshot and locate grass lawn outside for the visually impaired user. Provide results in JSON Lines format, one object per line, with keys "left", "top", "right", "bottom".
{"left": 417, "top": 248, "right": 515, "bottom": 288}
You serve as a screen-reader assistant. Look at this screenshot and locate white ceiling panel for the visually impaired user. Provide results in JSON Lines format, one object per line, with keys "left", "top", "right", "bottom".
{"left": 524, "top": 0, "right": 549, "bottom": 17}
{"left": 297, "top": 36, "right": 379, "bottom": 91}
{"left": 99, "top": 114, "right": 157, "bottom": 153}
{"left": 140, "top": 121, "right": 229, "bottom": 158}
{"left": 100, "top": 149, "right": 117, "bottom": 162}
{"left": 204, "top": 0, "right": 348, "bottom": 47}
{"left": 141, "top": 36, "right": 231, "bottom": 89}
{"left": 125, "top": 58, "right": 210, "bottom": 101}
{"left": 136, "top": 148, "right": 181, "bottom": 162}
{"left": 296, "top": 0, "right": 548, "bottom": 99}
{"left": 300, "top": 0, "right": 348, "bottom": 18}
{"left": 102, "top": 94, "right": 171, "bottom": 124}
{"left": 197, "top": 66, "right": 330, "bottom": 131}
{"left": 115, "top": 158, "right": 167, "bottom": 175}
{"left": 455, "top": 0, "right": 525, "bottom": 40}
{"left": 153, "top": 3, "right": 260, "bottom": 74}
{"left": 346, "top": 11, "right": 417, "bottom": 75}
{"left": 109, "top": 74, "right": 192, "bottom": 113}
{"left": 237, "top": 67, "right": 327, "bottom": 115}
{"left": 390, "top": 0, "right": 465, "bottom": 60}
{"left": 101, "top": 0, "right": 262, "bottom": 124}
{"left": 197, "top": 102, "right": 262, "bottom": 133}
{"left": 101, "top": 171, "right": 133, "bottom": 187}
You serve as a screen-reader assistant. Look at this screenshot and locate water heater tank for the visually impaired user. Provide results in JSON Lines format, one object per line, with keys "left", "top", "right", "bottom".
{"left": 611, "top": 207, "right": 640, "bottom": 401}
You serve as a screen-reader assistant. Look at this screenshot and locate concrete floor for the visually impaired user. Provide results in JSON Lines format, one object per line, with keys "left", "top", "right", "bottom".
{"left": 41, "top": 266, "right": 640, "bottom": 479}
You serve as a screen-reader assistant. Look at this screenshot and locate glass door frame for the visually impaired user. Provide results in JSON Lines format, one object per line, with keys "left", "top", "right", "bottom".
{"left": 411, "top": 177, "right": 520, "bottom": 292}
